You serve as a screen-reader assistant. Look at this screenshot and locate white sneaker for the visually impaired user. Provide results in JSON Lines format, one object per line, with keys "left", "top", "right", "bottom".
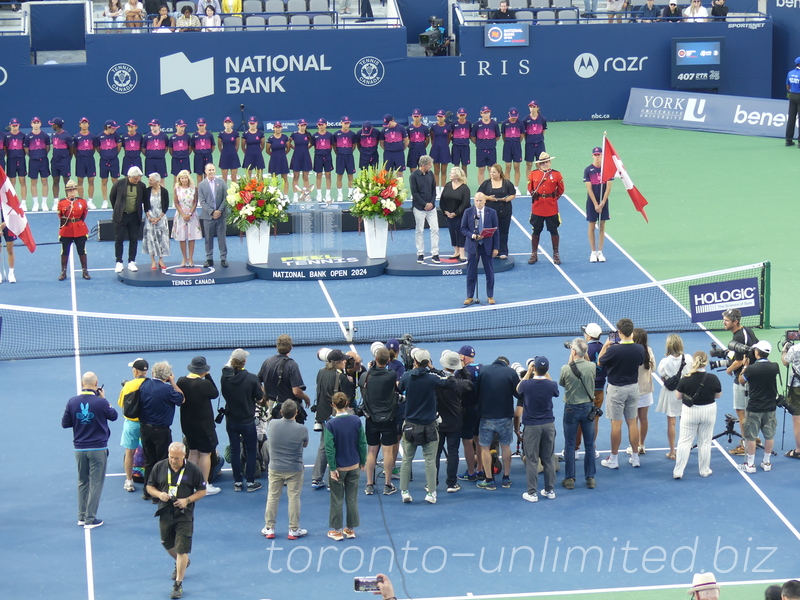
{"left": 32, "top": 200, "right": 39, "bottom": 212}
{"left": 761, "top": 461, "right": 772, "bottom": 472}
{"left": 601, "top": 456, "right": 619, "bottom": 469}
{"left": 101, "top": 200, "right": 109, "bottom": 209}
{"left": 87, "top": 199, "right": 97, "bottom": 209}
{"left": 8, "top": 269, "right": 16, "bottom": 283}
{"left": 127, "top": 261, "right": 138, "bottom": 272}
{"left": 540, "top": 489, "right": 556, "bottom": 500}
{"left": 739, "top": 463, "right": 756, "bottom": 474}
{"left": 205, "top": 484, "right": 221, "bottom": 495}
{"left": 316, "top": 190, "right": 322, "bottom": 201}
{"left": 514, "top": 186, "right": 521, "bottom": 195}
{"left": 336, "top": 190, "right": 343, "bottom": 202}
{"left": 625, "top": 445, "right": 633, "bottom": 455}
{"left": 51, "top": 201, "right": 59, "bottom": 211}
{"left": 596, "top": 251, "right": 606, "bottom": 262}
{"left": 522, "top": 492, "right": 539, "bottom": 503}
{"left": 261, "top": 527, "right": 275, "bottom": 539}
{"left": 589, "top": 251, "right": 598, "bottom": 263}
{"left": 401, "top": 490, "right": 412, "bottom": 503}
{"left": 325, "top": 192, "right": 332, "bottom": 203}
{"left": 629, "top": 454, "right": 641, "bottom": 468}
{"left": 123, "top": 479, "right": 135, "bottom": 492}
{"left": 114, "top": 262, "right": 124, "bottom": 273}
{"left": 595, "top": 450, "right": 601, "bottom": 459}
{"left": 700, "top": 469, "right": 713, "bottom": 477}
{"left": 288, "top": 528, "right": 308, "bottom": 540}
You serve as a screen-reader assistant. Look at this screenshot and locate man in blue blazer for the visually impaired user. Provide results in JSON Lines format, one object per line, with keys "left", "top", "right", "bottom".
{"left": 460, "top": 195, "right": 499, "bottom": 305}
{"left": 198, "top": 163, "right": 228, "bottom": 268}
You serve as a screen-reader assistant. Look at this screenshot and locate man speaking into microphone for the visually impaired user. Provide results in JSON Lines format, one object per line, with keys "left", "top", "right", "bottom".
{"left": 527, "top": 152, "right": 564, "bottom": 265}
{"left": 461, "top": 194, "right": 499, "bottom": 305}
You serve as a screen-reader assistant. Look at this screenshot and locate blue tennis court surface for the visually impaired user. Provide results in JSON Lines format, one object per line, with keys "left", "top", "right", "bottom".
{"left": 1, "top": 196, "right": 796, "bottom": 600}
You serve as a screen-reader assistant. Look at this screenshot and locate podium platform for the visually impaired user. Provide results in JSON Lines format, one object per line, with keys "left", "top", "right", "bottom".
{"left": 117, "top": 263, "right": 256, "bottom": 287}
{"left": 385, "top": 254, "right": 516, "bottom": 277}
{"left": 247, "top": 251, "right": 387, "bottom": 280}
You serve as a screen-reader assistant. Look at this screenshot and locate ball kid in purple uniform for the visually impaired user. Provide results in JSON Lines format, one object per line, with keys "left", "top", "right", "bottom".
{"left": 470, "top": 106, "right": 500, "bottom": 184}
{"left": 191, "top": 118, "right": 215, "bottom": 176}
{"left": 312, "top": 118, "right": 334, "bottom": 202}
{"left": 380, "top": 114, "right": 408, "bottom": 175}
{"left": 242, "top": 116, "right": 265, "bottom": 180}
{"left": 501, "top": 107, "right": 523, "bottom": 191}
{"left": 406, "top": 109, "right": 430, "bottom": 173}
{"left": 266, "top": 121, "right": 291, "bottom": 195}
{"left": 121, "top": 119, "right": 143, "bottom": 174}
{"left": 584, "top": 146, "right": 613, "bottom": 263}
{"left": 333, "top": 116, "right": 356, "bottom": 201}
{"left": 522, "top": 100, "right": 547, "bottom": 172}
{"left": 5, "top": 119, "right": 27, "bottom": 207}
{"left": 50, "top": 117, "right": 73, "bottom": 204}
{"left": 451, "top": 108, "right": 472, "bottom": 177}
{"left": 429, "top": 109, "right": 452, "bottom": 192}
{"left": 169, "top": 119, "right": 192, "bottom": 176}
{"left": 355, "top": 121, "right": 379, "bottom": 170}
{"left": 289, "top": 118, "right": 312, "bottom": 200}
{"left": 73, "top": 117, "right": 98, "bottom": 208}
{"left": 143, "top": 119, "right": 169, "bottom": 179}
{"left": 96, "top": 120, "right": 121, "bottom": 209}
{"left": 25, "top": 117, "right": 50, "bottom": 212}
{"left": 217, "top": 117, "right": 241, "bottom": 184}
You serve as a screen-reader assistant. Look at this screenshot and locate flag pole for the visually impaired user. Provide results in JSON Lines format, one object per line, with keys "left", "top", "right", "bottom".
{"left": 600, "top": 131, "right": 607, "bottom": 181}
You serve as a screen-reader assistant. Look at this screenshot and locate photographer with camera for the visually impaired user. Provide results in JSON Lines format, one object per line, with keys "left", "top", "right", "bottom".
{"left": 257, "top": 334, "right": 311, "bottom": 425}
{"left": 780, "top": 337, "right": 800, "bottom": 458}
{"left": 722, "top": 308, "right": 759, "bottom": 455}
{"left": 558, "top": 338, "right": 598, "bottom": 490}
{"left": 739, "top": 340, "right": 780, "bottom": 473}
{"left": 435, "top": 351, "right": 474, "bottom": 493}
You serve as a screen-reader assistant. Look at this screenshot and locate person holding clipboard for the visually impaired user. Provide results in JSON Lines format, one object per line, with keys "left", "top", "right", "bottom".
{"left": 460, "top": 194, "right": 499, "bottom": 306}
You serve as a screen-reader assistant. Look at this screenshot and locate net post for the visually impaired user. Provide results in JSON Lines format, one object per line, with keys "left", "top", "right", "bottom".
{"left": 762, "top": 260, "right": 771, "bottom": 329}
{"left": 345, "top": 320, "right": 354, "bottom": 343}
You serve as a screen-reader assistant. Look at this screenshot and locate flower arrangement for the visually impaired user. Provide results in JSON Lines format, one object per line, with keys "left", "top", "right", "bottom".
{"left": 349, "top": 164, "right": 406, "bottom": 224}
{"left": 226, "top": 175, "right": 289, "bottom": 231}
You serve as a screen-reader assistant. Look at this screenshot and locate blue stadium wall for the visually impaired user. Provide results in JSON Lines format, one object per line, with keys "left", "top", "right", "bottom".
{"left": 0, "top": 21, "right": 771, "bottom": 126}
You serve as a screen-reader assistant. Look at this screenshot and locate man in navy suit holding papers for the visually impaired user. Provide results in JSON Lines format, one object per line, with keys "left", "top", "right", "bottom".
{"left": 461, "top": 195, "right": 499, "bottom": 305}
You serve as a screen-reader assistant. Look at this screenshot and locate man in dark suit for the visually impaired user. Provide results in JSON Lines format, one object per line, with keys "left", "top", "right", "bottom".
{"left": 198, "top": 163, "right": 228, "bottom": 268}
{"left": 460, "top": 194, "right": 499, "bottom": 305}
{"left": 109, "top": 166, "right": 149, "bottom": 273}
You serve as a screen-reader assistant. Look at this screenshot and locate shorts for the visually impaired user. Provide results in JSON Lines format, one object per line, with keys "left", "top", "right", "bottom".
{"left": 28, "top": 157, "right": 50, "bottom": 179}
{"left": 76, "top": 156, "right": 96, "bottom": 178}
{"left": 530, "top": 213, "right": 561, "bottom": 235}
{"left": 524, "top": 142, "right": 545, "bottom": 163}
{"left": 383, "top": 150, "right": 406, "bottom": 171}
{"left": 3, "top": 227, "right": 17, "bottom": 242}
{"left": 743, "top": 410, "right": 777, "bottom": 441}
{"left": 733, "top": 382, "right": 747, "bottom": 411}
{"left": 586, "top": 197, "right": 610, "bottom": 222}
{"left": 313, "top": 153, "right": 333, "bottom": 173}
{"left": 407, "top": 147, "right": 425, "bottom": 169}
{"left": 51, "top": 158, "right": 72, "bottom": 179}
{"left": 122, "top": 155, "right": 143, "bottom": 174}
{"left": 99, "top": 157, "right": 121, "bottom": 179}
{"left": 475, "top": 147, "right": 497, "bottom": 168}
{"left": 451, "top": 145, "right": 471, "bottom": 166}
{"left": 502, "top": 141, "right": 522, "bottom": 163}
{"left": 193, "top": 152, "right": 213, "bottom": 176}
{"left": 160, "top": 515, "right": 193, "bottom": 554}
{"left": 144, "top": 156, "right": 168, "bottom": 178}
{"left": 460, "top": 406, "right": 480, "bottom": 439}
{"left": 335, "top": 154, "right": 355, "bottom": 175}
{"left": 171, "top": 156, "right": 191, "bottom": 176}
{"left": 365, "top": 418, "right": 398, "bottom": 446}
{"left": 184, "top": 430, "right": 218, "bottom": 454}
{"left": 478, "top": 417, "right": 514, "bottom": 447}
{"left": 6, "top": 156, "right": 26, "bottom": 178}
{"left": 120, "top": 418, "right": 141, "bottom": 450}
{"left": 359, "top": 153, "right": 379, "bottom": 169}
{"left": 605, "top": 383, "right": 639, "bottom": 421}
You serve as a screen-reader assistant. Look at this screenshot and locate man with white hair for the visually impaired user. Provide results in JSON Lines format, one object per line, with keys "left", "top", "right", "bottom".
{"left": 688, "top": 572, "right": 720, "bottom": 599}
{"left": 109, "top": 166, "right": 148, "bottom": 273}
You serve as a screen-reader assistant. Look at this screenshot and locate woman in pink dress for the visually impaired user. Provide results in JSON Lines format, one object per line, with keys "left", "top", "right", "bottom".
{"left": 171, "top": 170, "right": 201, "bottom": 266}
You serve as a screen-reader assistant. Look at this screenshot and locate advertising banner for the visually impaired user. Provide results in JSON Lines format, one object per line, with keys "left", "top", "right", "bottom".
{"left": 689, "top": 277, "right": 760, "bottom": 322}
{"left": 484, "top": 23, "right": 529, "bottom": 47}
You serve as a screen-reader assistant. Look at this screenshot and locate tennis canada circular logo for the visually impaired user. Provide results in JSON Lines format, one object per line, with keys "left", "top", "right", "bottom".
{"left": 106, "top": 63, "right": 138, "bottom": 94}
{"left": 354, "top": 57, "right": 385, "bottom": 87}
{"left": 0, "top": 66, "right": 7, "bottom": 87}
{"left": 573, "top": 53, "right": 599, "bottom": 79}
{"left": 487, "top": 27, "right": 503, "bottom": 43}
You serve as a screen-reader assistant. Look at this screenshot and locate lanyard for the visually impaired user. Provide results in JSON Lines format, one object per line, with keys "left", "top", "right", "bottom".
{"left": 167, "top": 466, "right": 185, "bottom": 497}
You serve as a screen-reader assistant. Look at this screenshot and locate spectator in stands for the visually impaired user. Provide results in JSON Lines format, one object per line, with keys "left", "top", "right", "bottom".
{"left": 489, "top": 0, "right": 516, "bottom": 21}
{"left": 356, "top": 0, "right": 374, "bottom": 22}
{"left": 661, "top": 0, "right": 682, "bottom": 20}
{"left": 606, "top": 0, "right": 628, "bottom": 22}
{"left": 103, "top": 0, "right": 125, "bottom": 30}
{"left": 202, "top": 5, "right": 221, "bottom": 30}
{"left": 143, "top": 173, "right": 170, "bottom": 270}
{"left": 683, "top": 0, "right": 708, "bottom": 21}
{"left": 197, "top": 0, "right": 221, "bottom": 16}
{"left": 638, "top": 0, "right": 660, "bottom": 21}
{"left": 581, "top": 0, "right": 598, "bottom": 18}
{"left": 221, "top": 0, "right": 241, "bottom": 14}
{"left": 710, "top": 0, "right": 728, "bottom": 19}
{"left": 687, "top": 573, "right": 719, "bottom": 600}
{"left": 153, "top": 5, "right": 175, "bottom": 30}
{"left": 109, "top": 166, "right": 148, "bottom": 273}
{"left": 124, "top": 0, "right": 146, "bottom": 30}
{"left": 176, "top": 4, "right": 202, "bottom": 30}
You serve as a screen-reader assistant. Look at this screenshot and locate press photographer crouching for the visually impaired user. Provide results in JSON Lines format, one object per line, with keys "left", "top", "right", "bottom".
{"left": 738, "top": 340, "right": 780, "bottom": 473}
{"left": 780, "top": 334, "right": 800, "bottom": 458}
{"left": 721, "top": 308, "right": 760, "bottom": 455}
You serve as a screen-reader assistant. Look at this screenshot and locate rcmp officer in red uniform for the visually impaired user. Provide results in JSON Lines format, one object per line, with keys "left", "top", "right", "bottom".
{"left": 57, "top": 179, "right": 91, "bottom": 281}
{"left": 526, "top": 152, "right": 564, "bottom": 265}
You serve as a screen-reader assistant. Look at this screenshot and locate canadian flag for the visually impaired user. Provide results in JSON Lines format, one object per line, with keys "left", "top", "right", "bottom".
{"left": 601, "top": 136, "right": 649, "bottom": 223}
{"left": 0, "top": 166, "right": 36, "bottom": 252}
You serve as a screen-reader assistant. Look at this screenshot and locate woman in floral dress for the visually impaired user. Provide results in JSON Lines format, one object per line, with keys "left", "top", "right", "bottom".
{"left": 142, "top": 173, "right": 171, "bottom": 270}
{"left": 171, "top": 170, "right": 201, "bottom": 267}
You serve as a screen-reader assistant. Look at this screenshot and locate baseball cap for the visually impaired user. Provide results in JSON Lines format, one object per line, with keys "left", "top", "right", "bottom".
{"left": 457, "top": 107, "right": 467, "bottom": 115}
{"left": 753, "top": 340, "right": 771, "bottom": 354}
{"left": 230, "top": 348, "right": 250, "bottom": 361}
{"left": 361, "top": 121, "right": 373, "bottom": 131}
{"left": 508, "top": 107, "right": 519, "bottom": 117}
{"left": 9, "top": 118, "right": 19, "bottom": 125}
{"left": 317, "top": 118, "right": 327, "bottom": 125}
{"left": 49, "top": 117, "right": 64, "bottom": 127}
{"left": 592, "top": 146, "right": 602, "bottom": 155}
{"left": 326, "top": 348, "right": 347, "bottom": 362}
{"left": 148, "top": 119, "right": 160, "bottom": 126}
{"left": 298, "top": 118, "right": 307, "bottom": 125}
{"left": 79, "top": 117, "right": 90, "bottom": 124}
{"left": 385, "top": 338, "right": 400, "bottom": 351}
{"left": 528, "top": 100, "right": 538, "bottom": 107}
{"left": 411, "top": 348, "right": 431, "bottom": 364}
{"left": 31, "top": 117, "right": 42, "bottom": 123}
{"left": 223, "top": 116, "right": 233, "bottom": 123}
{"left": 175, "top": 119, "right": 187, "bottom": 127}
{"left": 128, "top": 357, "right": 149, "bottom": 371}
{"left": 534, "top": 356, "right": 550, "bottom": 371}
{"left": 383, "top": 114, "right": 394, "bottom": 125}
{"left": 440, "top": 350, "right": 462, "bottom": 371}
{"left": 458, "top": 345, "right": 476, "bottom": 358}
{"left": 584, "top": 323, "right": 602, "bottom": 338}
{"left": 480, "top": 106, "right": 491, "bottom": 113}
{"left": 411, "top": 109, "right": 422, "bottom": 116}
{"left": 126, "top": 119, "right": 137, "bottom": 127}
{"left": 196, "top": 117, "right": 207, "bottom": 125}
{"left": 436, "top": 109, "right": 446, "bottom": 117}
{"left": 104, "top": 120, "right": 119, "bottom": 129}
{"left": 248, "top": 116, "right": 258, "bottom": 124}
{"left": 273, "top": 121, "right": 283, "bottom": 128}
{"left": 341, "top": 116, "right": 351, "bottom": 123}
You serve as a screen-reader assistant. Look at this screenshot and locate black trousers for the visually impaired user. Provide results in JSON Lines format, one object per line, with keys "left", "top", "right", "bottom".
{"left": 435, "top": 430, "right": 461, "bottom": 487}
{"left": 60, "top": 235, "right": 87, "bottom": 256}
{"left": 787, "top": 93, "right": 800, "bottom": 142}
{"left": 114, "top": 212, "right": 140, "bottom": 263}
{"left": 141, "top": 423, "right": 172, "bottom": 496}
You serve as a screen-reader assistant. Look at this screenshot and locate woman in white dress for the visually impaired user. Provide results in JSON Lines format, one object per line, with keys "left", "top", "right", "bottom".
{"left": 143, "top": 173, "right": 171, "bottom": 269}
{"left": 628, "top": 328, "right": 656, "bottom": 456}
{"left": 656, "top": 334, "right": 693, "bottom": 460}
{"left": 171, "top": 170, "right": 201, "bottom": 267}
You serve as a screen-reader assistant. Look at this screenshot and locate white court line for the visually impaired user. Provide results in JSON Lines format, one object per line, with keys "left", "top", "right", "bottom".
{"left": 69, "top": 250, "right": 83, "bottom": 394}
{"left": 317, "top": 279, "right": 354, "bottom": 348}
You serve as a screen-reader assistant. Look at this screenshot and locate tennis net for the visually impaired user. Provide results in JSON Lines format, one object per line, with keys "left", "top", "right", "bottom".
{"left": 0, "top": 262, "right": 769, "bottom": 360}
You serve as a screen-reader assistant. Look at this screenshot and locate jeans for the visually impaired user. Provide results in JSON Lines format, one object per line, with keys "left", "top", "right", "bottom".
{"left": 413, "top": 207, "right": 439, "bottom": 256}
{"left": 329, "top": 468, "right": 360, "bottom": 529}
{"left": 75, "top": 449, "right": 109, "bottom": 524}
{"left": 435, "top": 430, "right": 461, "bottom": 487}
{"left": 562, "top": 403, "right": 596, "bottom": 480}
{"left": 264, "top": 470, "right": 303, "bottom": 530}
{"left": 400, "top": 433, "right": 439, "bottom": 494}
{"left": 227, "top": 419, "right": 257, "bottom": 483}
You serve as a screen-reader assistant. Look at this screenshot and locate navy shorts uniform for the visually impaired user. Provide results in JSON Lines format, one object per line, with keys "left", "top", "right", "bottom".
{"left": 99, "top": 157, "right": 121, "bottom": 179}
{"left": 145, "top": 157, "right": 168, "bottom": 178}
{"left": 503, "top": 141, "right": 522, "bottom": 163}
{"left": 407, "top": 147, "right": 425, "bottom": 169}
{"left": 122, "top": 155, "right": 143, "bottom": 174}
{"left": 451, "top": 145, "right": 471, "bottom": 167}
{"left": 171, "top": 157, "right": 191, "bottom": 176}
{"left": 335, "top": 154, "right": 355, "bottom": 175}
{"left": 76, "top": 156, "right": 97, "bottom": 178}
{"left": 313, "top": 153, "right": 333, "bottom": 173}
{"left": 193, "top": 153, "right": 213, "bottom": 176}
{"left": 28, "top": 157, "right": 50, "bottom": 179}
{"left": 2, "top": 226, "right": 18, "bottom": 243}
{"left": 586, "top": 198, "right": 610, "bottom": 222}
{"left": 6, "top": 157, "right": 26, "bottom": 178}
{"left": 475, "top": 148, "right": 497, "bottom": 168}
{"left": 51, "top": 158, "right": 71, "bottom": 179}
{"left": 359, "top": 153, "right": 379, "bottom": 169}
{"left": 524, "top": 142, "right": 545, "bottom": 163}
{"left": 383, "top": 150, "right": 405, "bottom": 171}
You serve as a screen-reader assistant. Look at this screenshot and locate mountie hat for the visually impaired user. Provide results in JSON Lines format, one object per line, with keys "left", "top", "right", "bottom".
{"left": 128, "top": 358, "right": 149, "bottom": 371}
{"left": 592, "top": 147, "right": 602, "bottom": 155}
{"left": 687, "top": 573, "right": 719, "bottom": 595}
{"left": 79, "top": 117, "right": 90, "bottom": 124}
{"left": 534, "top": 356, "right": 550, "bottom": 371}
{"left": 411, "top": 109, "right": 422, "bottom": 116}
{"left": 175, "top": 119, "right": 187, "bottom": 127}
{"left": 104, "top": 120, "right": 119, "bottom": 129}
{"left": 457, "top": 107, "right": 467, "bottom": 115}
{"left": 149, "top": 119, "right": 161, "bottom": 126}
{"left": 49, "top": 117, "right": 64, "bottom": 127}
{"left": 385, "top": 338, "right": 400, "bottom": 351}
{"left": 458, "top": 345, "right": 476, "bottom": 357}
{"left": 753, "top": 340, "right": 772, "bottom": 354}
{"left": 187, "top": 356, "right": 211, "bottom": 374}
{"left": 230, "top": 348, "right": 250, "bottom": 362}
{"left": 535, "top": 152, "right": 555, "bottom": 163}
{"left": 126, "top": 119, "right": 137, "bottom": 126}
{"left": 383, "top": 114, "right": 394, "bottom": 125}
{"left": 508, "top": 107, "right": 519, "bottom": 116}
{"left": 584, "top": 323, "right": 603, "bottom": 339}
{"left": 440, "top": 350, "right": 462, "bottom": 371}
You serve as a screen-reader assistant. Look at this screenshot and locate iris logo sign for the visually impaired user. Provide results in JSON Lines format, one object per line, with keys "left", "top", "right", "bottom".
{"left": 0, "top": 66, "right": 7, "bottom": 86}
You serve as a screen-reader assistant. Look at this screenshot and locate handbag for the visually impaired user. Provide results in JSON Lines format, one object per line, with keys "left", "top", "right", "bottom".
{"left": 662, "top": 355, "right": 686, "bottom": 392}
{"left": 682, "top": 373, "right": 708, "bottom": 407}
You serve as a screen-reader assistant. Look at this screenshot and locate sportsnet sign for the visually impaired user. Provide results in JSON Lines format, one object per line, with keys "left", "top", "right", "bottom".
{"left": 689, "top": 278, "right": 760, "bottom": 323}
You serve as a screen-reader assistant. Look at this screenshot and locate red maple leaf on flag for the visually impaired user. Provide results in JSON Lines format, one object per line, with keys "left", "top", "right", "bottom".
{"left": 601, "top": 137, "right": 649, "bottom": 223}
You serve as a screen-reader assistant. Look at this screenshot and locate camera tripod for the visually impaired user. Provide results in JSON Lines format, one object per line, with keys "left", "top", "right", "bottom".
{"left": 693, "top": 414, "right": 764, "bottom": 451}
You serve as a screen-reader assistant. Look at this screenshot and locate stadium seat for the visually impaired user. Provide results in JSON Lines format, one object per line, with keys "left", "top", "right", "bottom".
{"left": 516, "top": 9, "right": 534, "bottom": 20}
{"left": 286, "top": 0, "right": 306, "bottom": 12}
{"left": 243, "top": 0, "right": 264, "bottom": 12}
{"left": 488, "top": 0, "right": 501, "bottom": 9}
{"left": 223, "top": 15, "right": 243, "bottom": 29}
{"left": 290, "top": 13, "right": 310, "bottom": 27}
{"left": 529, "top": 0, "right": 550, "bottom": 8}
{"left": 264, "top": 0, "right": 285, "bottom": 12}
{"left": 313, "top": 13, "right": 332, "bottom": 26}
{"left": 557, "top": 7, "right": 578, "bottom": 23}
{"left": 308, "top": 0, "right": 328, "bottom": 11}
{"left": 175, "top": 0, "right": 196, "bottom": 14}
{"left": 245, "top": 15, "right": 267, "bottom": 28}
{"left": 268, "top": 14, "right": 288, "bottom": 27}
{"left": 536, "top": 9, "right": 555, "bottom": 22}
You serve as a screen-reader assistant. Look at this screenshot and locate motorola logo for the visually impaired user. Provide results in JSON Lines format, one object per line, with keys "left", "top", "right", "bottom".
{"left": 574, "top": 53, "right": 599, "bottom": 78}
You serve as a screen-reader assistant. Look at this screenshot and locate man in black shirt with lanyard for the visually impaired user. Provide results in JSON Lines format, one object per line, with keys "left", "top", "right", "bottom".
{"left": 739, "top": 340, "right": 780, "bottom": 473}
{"left": 146, "top": 441, "right": 207, "bottom": 600}
{"left": 722, "top": 308, "right": 759, "bottom": 455}
{"left": 258, "top": 334, "right": 311, "bottom": 422}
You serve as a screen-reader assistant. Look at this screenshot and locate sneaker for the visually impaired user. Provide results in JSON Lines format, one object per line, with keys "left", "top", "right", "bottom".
{"left": 522, "top": 492, "right": 539, "bottom": 503}
{"left": 501, "top": 476, "right": 512, "bottom": 488}
{"left": 561, "top": 478, "right": 575, "bottom": 490}
{"left": 364, "top": 484, "right": 374, "bottom": 495}
{"left": 629, "top": 454, "right": 641, "bottom": 468}
{"left": 327, "top": 529, "right": 344, "bottom": 541}
{"left": 247, "top": 481, "right": 262, "bottom": 492}
{"left": 589, "top": 251, "right": 598, "bottom": 263}
{"left": 262, "top": 527, "right": 275, "bottom": 539}
{"left": 77, "top": 520, "right": 85, "bottom": 526}
{"left": 540, "top": 489, "right": 556, "bottom": 500}
{"left": 476, "top": 470, "right": 486, "bottom": 481}
{"left": 625, "top": 445, "right": 633, "bottom": 455}
{"left": 601, "top": 456, "right": 619, "bottom": 469}
{"left": 7, "top": 270, "right": 15, "bottom": 283}
{"left": 32, "top": 200, "right": 39, "bottom": 212}
{"left": 171, "top": 582, "right": 183, "bottom": 599}
{"left": 417, "top": 254, "right": 424, "bottom": 264}
{"left": 401, "top": 490, "right": 412, "bottom": 503}
{"left": 87, "top": 199, "right": 97, "bottom": 209}
{"left": 288, "top": 528, "right": 308, "bottom": 540}
{"left": 729, "top": 443, "right": 746, "bottom": 455}
{"left": 383, "top": 483, "right": 398, "bottom": 495}
{"left": 739, "top": 462, "right": 756, "bottom": 474}
{"left": 114, "top": 262, "right": 124, "bottom": 273}
{"left": 446, "top": 483, "right": 461, "bottom": 493}
{"left": 205, "top": 484, "right": 221, "bottom": 495}
{"left": 425, "top": 491, "right": 437, "bottom": 504}
{"left": 123, "top": 479, "right": 135, "bottom": 492}
{"left": 476, "top": 479, "right": 496, "bottom": 490}
{"left": 596, "top": 251, "right": 606, "bottom": 262}
{"left": 101, "top": 200, "right": 109, "bottom": 209}
{"left": 343, "top": 528, "right": 356, "bottom": 539}
{"left": 431, "top": 255, "right": 441, "bottom": 264}
{"left": 586, "top": 477, "right": 596, "bottom": 489}
{"left": 234, "top": 482, "right": 244, "bottom": 492}
{"left": 761, "top": 461, "right": 772, "bottom": 472}
{"left": 310, "top": 479, "right": 325, "bottom": 489}
{"left": 127, "top": 261, "right": 138, "bottom": 272}
{"left": 457, "top": 470, "right": 478, "bottom": 482}
{"left": 391, "top": 467, "right": 400, "bottom": 480}
{"left": 700, "top": 469, "right": 713, "bottom": 477}
{"left": 638, "top": 445, "right": 646, "bottom": 455}
{"left": 84, "top": 519, "right": 104, "bottom": 529}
